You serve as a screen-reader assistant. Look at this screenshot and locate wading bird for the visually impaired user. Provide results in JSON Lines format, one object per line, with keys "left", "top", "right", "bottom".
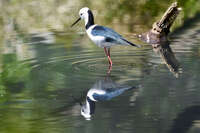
{"left": 71, "top": 7, "right": 140, "bottom": 71}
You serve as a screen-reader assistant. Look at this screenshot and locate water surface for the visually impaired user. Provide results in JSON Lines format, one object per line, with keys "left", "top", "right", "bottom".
{"left": 0, "top": 2, "right": 200, "bottom": 133}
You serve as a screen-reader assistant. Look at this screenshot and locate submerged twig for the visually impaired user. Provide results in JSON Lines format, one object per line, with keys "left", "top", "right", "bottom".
{"left": 153, "top": 42, "right": 182, "bottom": 78}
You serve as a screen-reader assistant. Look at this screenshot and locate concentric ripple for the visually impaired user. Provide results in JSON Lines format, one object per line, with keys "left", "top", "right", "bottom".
{"left": 26, "top": 46, "right": 148, "bottom": 78}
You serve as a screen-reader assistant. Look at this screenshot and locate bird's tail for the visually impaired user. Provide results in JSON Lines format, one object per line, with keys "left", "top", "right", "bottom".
{"left": 122, "top": 38, "right": 141, "bottom": 48}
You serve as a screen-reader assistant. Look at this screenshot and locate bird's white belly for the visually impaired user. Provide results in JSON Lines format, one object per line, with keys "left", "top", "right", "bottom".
{"left": 90, "top": 35, "right": 105, "bottom": 47}
{"left": 86, "top": 25, "right": 113, "bottom": 48}
{"left": 88, "top": 35, "right": 115, "bottom": 48}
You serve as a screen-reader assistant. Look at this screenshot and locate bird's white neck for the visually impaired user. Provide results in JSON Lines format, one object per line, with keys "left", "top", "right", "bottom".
{"left": 84, "top": 14, "right": 89, "bottom": 26}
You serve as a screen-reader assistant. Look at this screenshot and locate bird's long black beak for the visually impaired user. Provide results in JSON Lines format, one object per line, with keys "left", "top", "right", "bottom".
{"left": 71, "top": 17, "right": 81, "bottom": 27}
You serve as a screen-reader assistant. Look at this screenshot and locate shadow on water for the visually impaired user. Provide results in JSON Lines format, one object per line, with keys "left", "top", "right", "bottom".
{"left": 170, "top": 106, "right": 200, "bottom": 133}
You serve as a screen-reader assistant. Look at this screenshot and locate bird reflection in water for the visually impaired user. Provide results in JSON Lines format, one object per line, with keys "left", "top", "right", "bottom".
{"left": 80, "top": 76, "right": 138, "bottom": 120}
{"left": 152, "top": 41, "right": 182, "bottom": 78}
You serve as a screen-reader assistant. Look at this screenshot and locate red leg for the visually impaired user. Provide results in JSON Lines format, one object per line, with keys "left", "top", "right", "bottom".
{"left": 104, "top": 47, "right": 112, "bottom": 66}
{"left": 108, "top": 48, "right": 111, "bottom": 57}
{"left": 104, "top": 47, "right": 108, "bottom": 56}
{"left": 107, "top": 48, "right": 112, "bottom": 66}
{"left": 107, "top": 55, "right": 112, "bottom": 66}
{"left": 104, "top": 47, "right": 112, "bottom": 74}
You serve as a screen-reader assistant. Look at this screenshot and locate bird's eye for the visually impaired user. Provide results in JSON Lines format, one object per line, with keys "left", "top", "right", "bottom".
{"left": 80, "top": 13, "right": 83, "bottom": 16}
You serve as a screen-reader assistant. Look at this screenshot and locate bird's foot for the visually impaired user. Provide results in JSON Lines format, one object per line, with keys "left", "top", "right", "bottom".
{"left": 109, "top": 61, "right": 113, "bottom": 66}
{"left": 107, "top": 65, "right": 112, "bottom": 74}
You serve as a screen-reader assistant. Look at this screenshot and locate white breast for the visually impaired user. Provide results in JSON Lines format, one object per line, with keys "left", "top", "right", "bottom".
{"left": 86, "top": 25, "right": 106, "bottom": 48}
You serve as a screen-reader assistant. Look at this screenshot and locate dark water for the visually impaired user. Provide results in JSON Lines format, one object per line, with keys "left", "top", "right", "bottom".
{"left": 0, "top": 9, "right": 200, "bottom": 133}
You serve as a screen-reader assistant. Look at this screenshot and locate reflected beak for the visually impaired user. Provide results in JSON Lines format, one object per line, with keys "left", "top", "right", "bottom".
{"left": 71, "top": 17, "right": 81, "bottom": 27}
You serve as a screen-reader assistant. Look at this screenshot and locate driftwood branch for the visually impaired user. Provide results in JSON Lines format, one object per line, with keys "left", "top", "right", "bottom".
{"left": 139, "top": 2, "right": 182, "bottom": 45}
{"left": 137, "top": 2, "right": 182, "bottom": 77}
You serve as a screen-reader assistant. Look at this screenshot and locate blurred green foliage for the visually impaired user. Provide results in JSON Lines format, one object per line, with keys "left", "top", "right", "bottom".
{"left": 0, "top": 0, "right": 199, "bottom": 33}
{"left": 0, "top": 54, "right": 30, "bottom": 97}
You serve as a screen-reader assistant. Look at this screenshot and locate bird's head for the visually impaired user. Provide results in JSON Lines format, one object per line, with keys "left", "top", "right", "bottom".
{"left": 71, "top": 7, "right": 94, "bottom": 27}
{"left": 81, "top": 105, "right": 92, "bottom": 120}
{"left": 79, "top": 7, "right": 90, "bottom": 20}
